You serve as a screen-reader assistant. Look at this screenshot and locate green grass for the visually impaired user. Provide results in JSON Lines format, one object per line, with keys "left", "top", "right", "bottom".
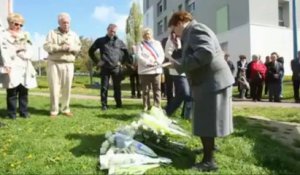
{"left": 0, "top": 93, "right": 299, "bottom": 174}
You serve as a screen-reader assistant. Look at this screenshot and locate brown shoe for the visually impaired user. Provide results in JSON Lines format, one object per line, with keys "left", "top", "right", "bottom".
{"left": 63, "top": 112, "right": 73, "bottom": 117}
{"left": 50, "top": 113, "right": 57, "bottom": 119}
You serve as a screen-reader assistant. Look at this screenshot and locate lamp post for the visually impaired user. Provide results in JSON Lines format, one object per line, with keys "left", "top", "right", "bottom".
{"left": 292, "top": 0, "right": 298, "bottom": 60}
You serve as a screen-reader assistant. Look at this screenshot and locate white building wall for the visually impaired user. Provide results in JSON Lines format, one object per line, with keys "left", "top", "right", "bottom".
{"left": 218, "top": 24, "right": 251, "bottom": 77}
{"left": 0, "top": 0, "right": 10, "bottom": 28}
{"left": 250, "top": 24, "right": 300, "bottom": 75}
{"left": 143, "top": 6, "right": 154, "bottom": 31}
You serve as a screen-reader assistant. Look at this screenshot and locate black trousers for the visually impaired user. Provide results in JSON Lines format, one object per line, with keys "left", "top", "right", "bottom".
{"left": 293, "top": 79, "right": 300, "bottom": 102}
{"left": 129, "top": 71, "right": 141, "bottom": 97}
{"left": 100, "top": 67, "right": 122, "bottom": 107}
{"left": 6, "top": 84, "right": 28, "bottom": 118}
{"left": 250, "top": 81, "right": 263, "bottom": 101}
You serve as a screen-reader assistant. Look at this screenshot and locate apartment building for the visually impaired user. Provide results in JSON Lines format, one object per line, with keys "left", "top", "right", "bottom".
{"left": 143, "top": 0, "right": 300, "bottom": 75}
{"left": 0, "top": 0, "right": 13, "bottom": 28}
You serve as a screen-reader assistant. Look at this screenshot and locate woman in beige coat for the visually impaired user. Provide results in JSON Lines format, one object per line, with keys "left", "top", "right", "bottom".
{"left": 1, "top": 13, "right": 37, "bottom": 119}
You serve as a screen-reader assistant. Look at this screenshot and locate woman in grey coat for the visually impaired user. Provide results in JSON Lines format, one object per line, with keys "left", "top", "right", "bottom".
{"left": 168, "top": 11, "right": 234, "bottom": 171}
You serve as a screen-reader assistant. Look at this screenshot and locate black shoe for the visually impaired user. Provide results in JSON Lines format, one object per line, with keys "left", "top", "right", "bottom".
{"left": 101, "top": 106, "right": 108, "bottom": 111}
{"left": 131, "top": 95, "right": 136, "bottom": 98}
{"left": 116, "top": 104, "right": 122, "bottom": 108}
{"left": 192, "top": 161, "right": 218, "bottom": 172}
{"left": 20, "top": 113, "right": 30, "bottom": 118}
{"left": 8, "top": 114, "right": 16, "bottom": 120}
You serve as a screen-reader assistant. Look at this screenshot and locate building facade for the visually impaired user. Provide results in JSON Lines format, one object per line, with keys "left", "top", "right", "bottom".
{"left": 143, "top": 0, "right": 300, "bottom": 75}
{"left": 0, "top": 0, "right": 13, "bottom": 28}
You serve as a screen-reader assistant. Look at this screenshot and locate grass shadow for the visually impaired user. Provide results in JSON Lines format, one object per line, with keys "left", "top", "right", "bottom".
{"left": 233, "top": 116, "right": 300, "bottom": 174}
{"left": 96, "top": 113, "right": 138, "bottom": 121}
{"left": 65, "top": 133, "right": 105, "bottom": 158}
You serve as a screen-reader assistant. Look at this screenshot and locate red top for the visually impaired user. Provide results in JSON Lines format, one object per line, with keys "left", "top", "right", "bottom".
{"left": 250, "top": 60, "right": 267, "bottom": 80}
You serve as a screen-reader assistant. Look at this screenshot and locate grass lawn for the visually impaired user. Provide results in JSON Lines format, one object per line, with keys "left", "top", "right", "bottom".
{"left": 0, "top": 91, "right": 299, "bottom": 174}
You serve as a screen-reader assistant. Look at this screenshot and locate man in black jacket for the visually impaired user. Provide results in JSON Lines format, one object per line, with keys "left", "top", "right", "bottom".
{"left": 89, "top": 24, "right": 129, "bottom": 110}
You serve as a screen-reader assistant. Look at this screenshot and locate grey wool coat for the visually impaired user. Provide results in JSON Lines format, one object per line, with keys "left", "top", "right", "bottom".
{"left": 176, "top": 20, "right": 235, "bottom": 137}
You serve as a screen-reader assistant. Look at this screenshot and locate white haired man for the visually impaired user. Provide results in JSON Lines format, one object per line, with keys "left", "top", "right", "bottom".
{"left": 44, "top": 12, "right": 81, "bottom": 117}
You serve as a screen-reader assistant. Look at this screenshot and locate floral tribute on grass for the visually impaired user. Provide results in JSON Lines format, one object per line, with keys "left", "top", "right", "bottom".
{"left": 99, "top": 106, "right": 190, "bottom": 174}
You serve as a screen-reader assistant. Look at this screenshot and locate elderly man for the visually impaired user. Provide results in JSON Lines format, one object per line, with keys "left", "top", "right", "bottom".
{"left": 44, "top": 13, "right": 81, "bottom": 117}
{"left": 89, "top": 24, "right": 129, "bottom": 110}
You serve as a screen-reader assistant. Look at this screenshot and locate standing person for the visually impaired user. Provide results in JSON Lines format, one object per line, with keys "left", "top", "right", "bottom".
{"left": 161, "top": 36, "right": 174, "bottom": 106}
{"left": 276, "top": 54, "right": 285, "bottom": 98}
{"left": 264, "top": 56, "right": 271, "bottom": 95}
{"left": 0, "top": 19, "right": 11, "bottom": 126}
{"left": 136, "top": 28, "right": 165, "bottom": 111}
{"left": 224, "top": 53, "right": 235, "bottom": 75}
{"left": 44, "top": 12, "right": 81, "bottom": 117}
{"left": 236, "top": 55, "right": 248, "bottom": 98}
{"left": 168, "top": 11, "right": 234, "bottom": 171}
{"left": 248, "top": 54, "right": 267, "bottom": 101}
{"left": 164, "top": 31, "right": 192, "bottom": 119}
{"left": 266, "top": 52, "right": 284, "bottom": 102}
{"left": 89, "top": 24, "right": 129, "bottom": 110}
{"left": 291, "top": 51, "right": 300, "bottom": 103}
{"left": 128, "top": 46, "right": 141, "bottom": 98}
{"left": 1, "top": 13, "right": 38, "bottom": 119}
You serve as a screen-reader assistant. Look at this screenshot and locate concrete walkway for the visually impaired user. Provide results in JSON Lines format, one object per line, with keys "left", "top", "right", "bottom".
{"left": 1, "top": 90, "right": 299, "bottom": 108}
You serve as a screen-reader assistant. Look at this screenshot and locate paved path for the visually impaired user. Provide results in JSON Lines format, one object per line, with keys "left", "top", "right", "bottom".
{"left": 1, "top": 90, "right": 299, "bottom": 108}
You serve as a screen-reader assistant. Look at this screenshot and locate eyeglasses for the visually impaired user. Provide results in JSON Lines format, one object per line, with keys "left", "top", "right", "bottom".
{"left": 14, "top": 23, "right": 23, "bottom": 27}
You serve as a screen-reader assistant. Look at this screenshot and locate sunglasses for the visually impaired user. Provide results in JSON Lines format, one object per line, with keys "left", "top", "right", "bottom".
{"left": 14, "top": 23, "right": 23, "bottom": 27}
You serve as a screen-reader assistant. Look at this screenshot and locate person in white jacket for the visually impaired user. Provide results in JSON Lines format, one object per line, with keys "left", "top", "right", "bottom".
{"left": 1, "top": 13, "right": 38, "bottom": 119}
{"left": 136, "top": 28, "right": 165, "bottom": 111}
{"left": 164, "top": 31, "right": 192, "bottom": 119}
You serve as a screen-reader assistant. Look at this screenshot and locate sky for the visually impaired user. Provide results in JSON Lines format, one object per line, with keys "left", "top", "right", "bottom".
{"left": 13, "top": 0, "right": 143, "bottom": 58}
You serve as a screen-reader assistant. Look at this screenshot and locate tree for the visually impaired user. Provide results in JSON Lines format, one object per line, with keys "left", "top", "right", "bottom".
{"left": 74, "top": 36, "right": 95, "bottom": 84}
{"left": 126, "top": 2, "right": 143, "bottom": 53}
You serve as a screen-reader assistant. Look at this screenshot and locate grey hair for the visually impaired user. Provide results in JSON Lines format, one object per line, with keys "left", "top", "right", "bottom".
{"left": 58, "top": 12, "right": 71, "bottom": 22}
{"left": 252, "top": 54, "right": 259, "bottom": 60}
{"left": 142, "top": 27, "right": 153, "bottom": 36}
{"left": 107, "top": 23, "right": 117, "bottom": 30}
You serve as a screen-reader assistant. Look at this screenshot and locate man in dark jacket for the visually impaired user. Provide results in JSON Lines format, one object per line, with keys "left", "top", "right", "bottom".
{"left": 291, "top": 51, "right": 300, "bottom": 103}
{"left": 89, "top": 24, "right": 129, "bottom": 110}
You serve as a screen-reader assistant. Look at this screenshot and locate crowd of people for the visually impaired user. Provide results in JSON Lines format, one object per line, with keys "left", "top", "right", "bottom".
{"left": 0, "top": 10, "right": 299, "bottom": 172}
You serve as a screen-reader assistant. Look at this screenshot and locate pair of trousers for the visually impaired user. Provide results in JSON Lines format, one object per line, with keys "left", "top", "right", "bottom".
{"left": 140, "top": 74, "right": 161, "bottom": 109}
{"left": 268, "top": 82, "right": 281, "bottom": 102}
{"left": 47, "top": 61, "right": 74, "bottom": 115}
{"left": 165, "top": 76, "right": 192, "bottom": 118}
{"left": 129, "top": 72, "right": 141, "bottom": 97}
{"left": 250, "top": 81, "right": 263, "bottom": 101}
{"left": 7, "top": 84, "right": 28, "bottom": 118}
{"left": 100, "top": 67, "right": 122, "bottom": 107}
{"left": 293, "top": 79, "right": 300, "bottom": 101}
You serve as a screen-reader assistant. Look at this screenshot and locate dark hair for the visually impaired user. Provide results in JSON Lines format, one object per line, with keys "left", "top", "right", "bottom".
{"left": 239, "top": 55, "right": 246, "bottom": 59}
{"left": 168, "top": 11, "right": 193, "bottom": 27}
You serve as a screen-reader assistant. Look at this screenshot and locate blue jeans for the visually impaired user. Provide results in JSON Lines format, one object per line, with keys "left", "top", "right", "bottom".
{"left": 165, "top": 76, "right": 192, "bottom": 118}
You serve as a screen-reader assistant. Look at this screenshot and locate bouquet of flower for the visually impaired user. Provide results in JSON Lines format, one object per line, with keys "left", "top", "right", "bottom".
{"left": 99, "top": 106, "right": 190, "bottom": 174}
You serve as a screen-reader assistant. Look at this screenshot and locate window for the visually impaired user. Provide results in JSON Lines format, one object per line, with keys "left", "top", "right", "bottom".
{"left": 185, "top": 0, "right": 195, "bottom": 13}
{"left": 157, "top": 0, "right": 163, "bottom": 17}
{"left": 163, "top": 0, "right": 167, "bottom": 10}
{"left": 178, "top": 4, "right": 183, "bottom": 11}
{"left": 216, "top": 5, "right": 229, "bottom": 33}
{"left": 164, "top": 16, "right": 168, "bottom": 32}
{"left": 278, "top": 1, "right": 290, "bottom": 27}
{"left": 146, "top": 0, "right": 150, "bottom": 10}
{"left": 157, "top": 20, "right": 163, "bottom": 35}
